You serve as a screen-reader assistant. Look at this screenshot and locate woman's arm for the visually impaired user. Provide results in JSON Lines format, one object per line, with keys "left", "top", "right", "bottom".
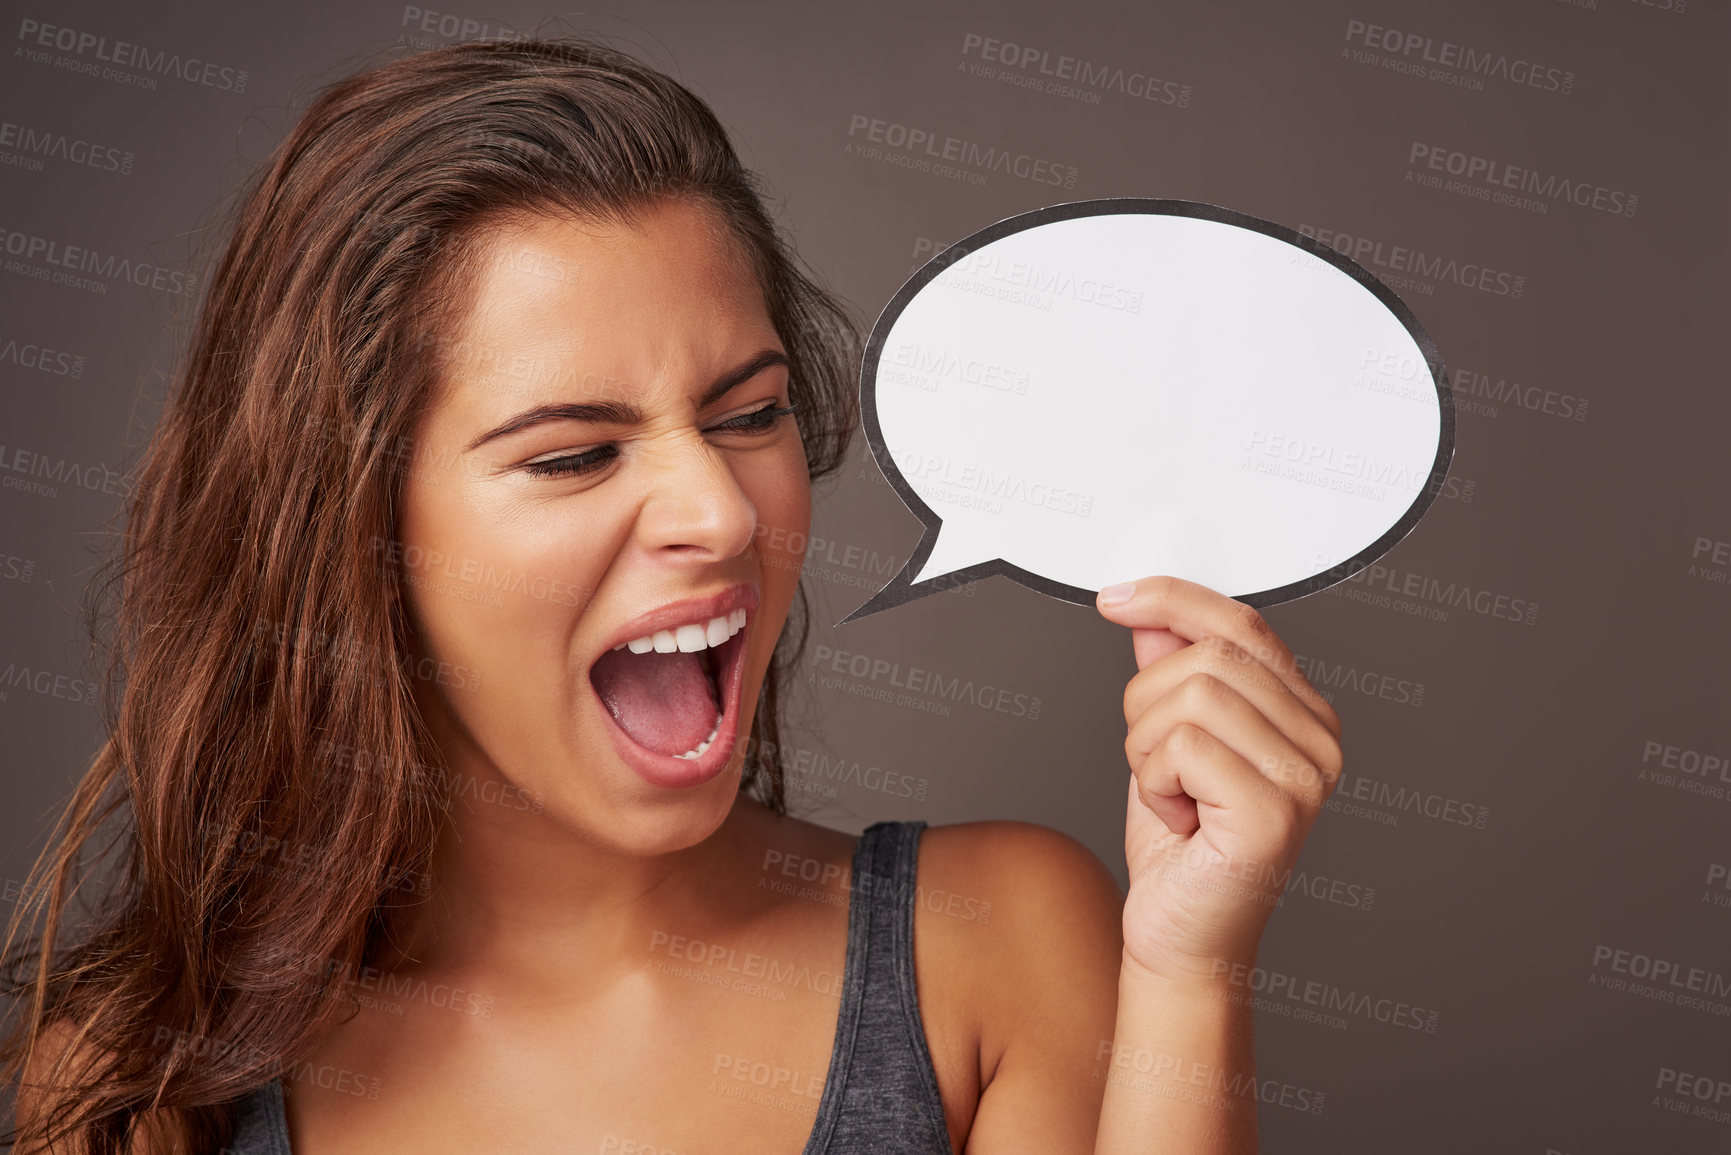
{"left": 953, "top": 576, "right": 1340, "bottom": 1154}
{"left": 1093, "top": 951, "right": 1258, "bottom": 1153}
{"left": 1092, "top": 575, "right": 1343, "bottom": 1154}
{"left": 920, "top": 821, "right": 1122, "bottom": 1154}
{"left": 938, "top": 825, "right": 1260, "bottom": 1154}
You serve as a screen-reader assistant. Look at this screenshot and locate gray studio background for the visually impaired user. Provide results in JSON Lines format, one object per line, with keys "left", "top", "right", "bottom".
{"left": 2, "top": 0, "right": 1726, "bottom": 1150}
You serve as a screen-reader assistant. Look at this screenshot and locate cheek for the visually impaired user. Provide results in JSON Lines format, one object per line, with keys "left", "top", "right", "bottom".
{"left": 744, "top": 453, "right": 811, "bottom": 595}
{"left": 397, "top": 470, "right": 612, "bottom": 681}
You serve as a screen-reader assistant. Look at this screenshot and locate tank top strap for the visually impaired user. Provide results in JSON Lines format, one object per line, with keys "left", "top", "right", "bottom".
{"left": 225, "top": 1075, "right": 288, "bottom": 1153}
{"left": 803, "top": 819, "right": 953, "bottom": 1154}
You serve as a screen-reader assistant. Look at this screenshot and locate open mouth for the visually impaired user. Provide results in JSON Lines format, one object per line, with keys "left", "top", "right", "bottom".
{"left": 588, "top": 607, "right": 751, "bottom": 770}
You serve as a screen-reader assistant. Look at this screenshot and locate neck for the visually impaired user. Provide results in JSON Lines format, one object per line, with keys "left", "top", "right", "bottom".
{"left": 377, "top": 773, "right": 770, "bottom": 991}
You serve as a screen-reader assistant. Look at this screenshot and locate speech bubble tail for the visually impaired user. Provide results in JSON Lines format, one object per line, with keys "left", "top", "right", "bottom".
{"left": 833, "top": 583, "right": 905, "bottom": 626}
{"left": 835, "top": 528, "right": 984, "bottom": 626}
{"left": 910, "top": 531, "right": 978, "bottom": 587}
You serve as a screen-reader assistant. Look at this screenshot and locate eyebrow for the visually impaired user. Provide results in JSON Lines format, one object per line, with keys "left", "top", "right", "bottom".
{"left": 463, "top": 349, "right": 792, "bottom": 453}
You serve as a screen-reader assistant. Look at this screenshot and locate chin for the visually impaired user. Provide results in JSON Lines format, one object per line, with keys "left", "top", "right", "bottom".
{"left": 562, "top": 745, "right": 750, "bottom": 859}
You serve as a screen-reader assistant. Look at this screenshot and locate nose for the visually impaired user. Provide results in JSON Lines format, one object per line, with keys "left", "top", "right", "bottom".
{"left": 633, "top": 434, "right": 759, "bottom": 565}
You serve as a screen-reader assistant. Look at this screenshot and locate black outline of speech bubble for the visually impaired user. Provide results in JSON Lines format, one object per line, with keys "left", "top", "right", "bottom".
{"left": 835, "top": 197, "right": 1455, "bottom": 626}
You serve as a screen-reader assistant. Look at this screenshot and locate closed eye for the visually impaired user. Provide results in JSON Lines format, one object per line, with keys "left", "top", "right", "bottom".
{"left": 521, "top": 400, "right": 800, "bottom": 479}
{"left": 713, "top": 400, "right": 799, "bottom": 433}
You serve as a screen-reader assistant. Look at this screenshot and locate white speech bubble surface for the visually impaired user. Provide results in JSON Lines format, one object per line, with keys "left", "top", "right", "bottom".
{"left": 837, "top": 198, "right": 1454, "bottom": 625}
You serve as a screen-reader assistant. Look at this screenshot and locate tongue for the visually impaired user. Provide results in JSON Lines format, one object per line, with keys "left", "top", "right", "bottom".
{"left": 590, "top": 647, "right": 720, "bottom": 757}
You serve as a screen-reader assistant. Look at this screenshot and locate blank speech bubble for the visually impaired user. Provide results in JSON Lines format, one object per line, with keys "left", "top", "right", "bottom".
{"left": 836, "top": 197, "right": 1454, "bottom": 626}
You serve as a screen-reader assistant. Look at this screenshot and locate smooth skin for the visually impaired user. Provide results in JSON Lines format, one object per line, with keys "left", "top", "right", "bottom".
{"left": 25, "top": 197, "right": 1339, "bottom": 1152}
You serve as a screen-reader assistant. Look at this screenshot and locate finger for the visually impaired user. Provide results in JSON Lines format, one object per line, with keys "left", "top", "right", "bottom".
{"left": 1123, "top": 636, "right": 1343, "bottom": 793}
{"left": 1129, "top": 766, "right": 1198, "bottom": 839}
{"left": 1124, "top": 669, "right": 1337, "bottom": 809}
{"left": 1129, "top": 625, "right": 1187, "bottom": 672}
{"left": 1132, "top": 721, "right": 1294, "bottom": 846}
{"left": 1099, "top": 575, "right": 1341, "bottom": 739}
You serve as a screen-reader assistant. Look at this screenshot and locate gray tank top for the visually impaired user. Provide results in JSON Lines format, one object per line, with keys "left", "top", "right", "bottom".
{"left": 225, "top": 820, "right": 954, "bottom": 1153}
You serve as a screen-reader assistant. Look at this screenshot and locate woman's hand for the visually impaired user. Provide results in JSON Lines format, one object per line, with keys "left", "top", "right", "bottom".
{"left": 1096, "top": 575, "right": 1344, "bottom": 984}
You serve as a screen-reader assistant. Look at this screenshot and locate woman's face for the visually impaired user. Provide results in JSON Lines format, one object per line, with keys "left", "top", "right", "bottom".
{"left": 395, "top": 197, "right": 810, "bottom": 855}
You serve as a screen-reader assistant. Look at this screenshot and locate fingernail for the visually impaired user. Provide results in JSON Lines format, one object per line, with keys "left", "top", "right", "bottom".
{"left": 1098, "top": 581, "right": 1135, "bottom": 606}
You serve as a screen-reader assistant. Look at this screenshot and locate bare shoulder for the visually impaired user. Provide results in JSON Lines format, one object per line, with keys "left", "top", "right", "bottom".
{"left": 918, "top": 818, "right": 1125, "bottom": 966}
{"left": 16, "top": 1017, "right": 87, "bottom": 1150}
{"left": 16, "top": 1017, "right": 169, "bottom": 1154}
{"left": 919, "top": 819, "right": 1124, "bottom": 925}
{"left": 917, "top": 820, "right": 1126, "bottom": 1150}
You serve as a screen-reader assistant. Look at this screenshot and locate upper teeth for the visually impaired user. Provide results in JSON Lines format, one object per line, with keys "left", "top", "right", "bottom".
{"left": 614, "top": 607, "right": 747, "bottom": 654}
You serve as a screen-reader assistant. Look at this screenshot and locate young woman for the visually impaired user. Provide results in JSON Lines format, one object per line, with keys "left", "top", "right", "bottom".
{"left": 3, "top": 37, "right": 1342, "bottom": 1155}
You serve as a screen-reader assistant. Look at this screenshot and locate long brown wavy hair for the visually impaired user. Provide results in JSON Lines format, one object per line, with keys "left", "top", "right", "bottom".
{"left": 1, "top": 35, "right": 861, "bottom": 1153}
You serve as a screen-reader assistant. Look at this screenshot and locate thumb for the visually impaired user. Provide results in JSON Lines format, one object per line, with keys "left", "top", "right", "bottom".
{"left": 1094, "top": 586, "right": 1188, "bottom": 670}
